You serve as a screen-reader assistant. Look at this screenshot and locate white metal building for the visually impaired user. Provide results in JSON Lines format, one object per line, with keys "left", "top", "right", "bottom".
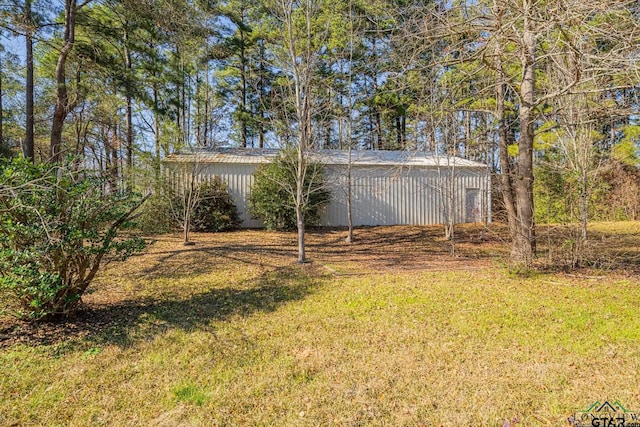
{"left": 165, "top": 148, "right": 491, "bottom": 228}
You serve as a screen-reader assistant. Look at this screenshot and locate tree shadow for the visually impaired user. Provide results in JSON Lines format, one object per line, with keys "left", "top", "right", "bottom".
{"left": 138, "top": 243, "right": 297, "bottom": 280}
{"left": 131, "top": 225, "right": 508, "bottom": 281}
{"left": 0, "top": 266, "right": 322, "bottom": 349}
{"left": 305, "top": 225, "right": 504, "bottom": 270}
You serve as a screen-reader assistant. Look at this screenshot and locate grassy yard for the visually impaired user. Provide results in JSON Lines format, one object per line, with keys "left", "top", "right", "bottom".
{"left": 1, "top": 223, "right": 640, "bottom": 426}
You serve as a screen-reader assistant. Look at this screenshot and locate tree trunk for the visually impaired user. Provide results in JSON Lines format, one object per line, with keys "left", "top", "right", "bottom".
{"left": 465, "top": 111, "right": 471, "bottom": 156}
{"left": 447, "top": 160, "right": 455, "bottom": 255}
{"left": 195, "top": 72, "right": 201, "bottom": 146}
{"left": 0, "top": 53, "right": 3, "bottom": 149}
{"left": 345, "top": 1, "right": 354, "bottom": 244}
{"left": 183, "top": 198, "right": 191, "bottom": 245}
{"left": 183, "top": 219, "right": 190, "bottom": 244}
{"left": 185, "top": 74, "right": 191, "bottom": 147}
{"left": 175, "top": 45, "right": 184, "bottom": 147}
{"left": 296, "top": 203, "right": 306, "bottom": 263}
{"left": 511, "top": 8, "right": 536, "bottom": 267}
{"left": 401, "top": 115, "right": 406, "bottom": 149}
{"left": 497, "top": 81, "right": 518, "bottom": 241}
{"left": 73, "top": 103, "right": 89, "bottom": 161}
{"left": 153, "top": 84, "right": 161, "bottom": 175}
{"left": 124, "top": 28, "right": 133, "bottom": 171}
{"left": 183, "top": 169, "right": 195, "bottom": 245}
{"left": 239, "top": 13, "right": 248, "bottom": 148}
{"left": 580, "top": 167, "right": 588, "bottom": 242}
{"left": 371, "top": 38, "right": 382, "bottom": 150}
{"left": 104, "top": 124, "right": 116, "bottom": 192}
{"left": 346, "top": 143, "right": 354, "bottom": 243}
{"left": 113, "top": 125, "right": 120, "bottom": 189}
{"left": 25, "top": 0, "right": 35, "bottom": 160}
{"left": 50, "top": 0, "right": 79, "bottom": 163}
{"left": 204, "top": 64, "right": 210, "bottom": 148}
{"left": 296, "top": 108, "right": 308, "bottom": 263}
{"left": 258, "top": 42, "right": 266, "bottom": 149}
{"left": 125, "top": 93, "right": 133, "bottom": 166}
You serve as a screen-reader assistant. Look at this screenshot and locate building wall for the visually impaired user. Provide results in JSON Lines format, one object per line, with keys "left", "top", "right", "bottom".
{"left": 321, "top": 165, "right": 491, "bottom": 226}
{"left": 178, "top": 161, "right": 490, "bottom": 228}
{"left": 200, "top": 163, "right": 263, "bottom": 228}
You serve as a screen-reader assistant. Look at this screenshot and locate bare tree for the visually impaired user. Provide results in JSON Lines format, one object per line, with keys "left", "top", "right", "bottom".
{"left": 168, "top": 150, "right": 205, "bottom": 246}
{"left": 435, "top": 145, "right": 458, "bottom": 256}
{"left": 545, "top": 95, "right": 601, "bottom": 241}
{"left": 276, "top": 0, "right": 327, "bottom": 263}
{"left": 427, "top": 99, "right": 461, "bottom": 255}
{"left": 344, "top": 0, "right": 355, "bottom": 244}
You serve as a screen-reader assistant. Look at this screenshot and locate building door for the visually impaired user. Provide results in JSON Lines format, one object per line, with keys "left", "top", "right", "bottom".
{"left": 465, "top": 188, "right": 481, "bottom": 223}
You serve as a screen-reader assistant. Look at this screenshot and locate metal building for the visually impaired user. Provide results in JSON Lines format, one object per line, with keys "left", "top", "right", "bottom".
{"left": 165, "top": 148, "right": 491, "bottom": 228}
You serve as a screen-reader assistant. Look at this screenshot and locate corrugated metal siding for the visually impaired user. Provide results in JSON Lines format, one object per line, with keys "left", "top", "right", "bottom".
{"left": 320, "top": 165, "right": 489, "bottom": 226}
{"left": 200, "top": 163, "right": 263, "bottom": 227}
{"left": 167, "top": 159, "right": 491, "bottom": 228}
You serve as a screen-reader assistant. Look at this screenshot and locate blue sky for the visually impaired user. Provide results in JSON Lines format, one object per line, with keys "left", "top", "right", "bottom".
{"left": 2, "top": 33, "right": 25, "bottom": 62}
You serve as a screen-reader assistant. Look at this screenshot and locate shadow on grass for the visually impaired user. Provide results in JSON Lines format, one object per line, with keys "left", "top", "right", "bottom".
{"left": 139, "top": 243, "right": 297, "bottom": 280}
{"left": 0, "top": 265, "right": 322, "bottom": 349}
{"left": 138, "top": 230, "right": 447, "bottom": 280}
{"left": 133, "top": 225, "right": 509, "bottom": 280}
{"left": 305, "top": 225, "right": 507, "bottom": 270}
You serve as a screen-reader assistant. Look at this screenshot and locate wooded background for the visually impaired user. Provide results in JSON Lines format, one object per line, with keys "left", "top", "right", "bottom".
{"left": 1, "top": 0, "right": 639, "bottom": 265}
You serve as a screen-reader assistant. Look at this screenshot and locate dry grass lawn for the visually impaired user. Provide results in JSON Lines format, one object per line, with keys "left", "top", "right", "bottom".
{"left": 1, "top": 222, "right": 640, "bottom": 426}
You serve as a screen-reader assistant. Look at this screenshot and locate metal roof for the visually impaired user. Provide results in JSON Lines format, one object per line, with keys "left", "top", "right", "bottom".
{"left": 165, "top": 148, "right": 487, "bottom": 168}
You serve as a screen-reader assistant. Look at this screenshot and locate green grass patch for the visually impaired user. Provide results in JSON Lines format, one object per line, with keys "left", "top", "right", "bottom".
{"left": 1, "top": 225, "right": 640, "bottom": 426}
{"left": 172, "top": 383, "right": 209, "bottom": 406}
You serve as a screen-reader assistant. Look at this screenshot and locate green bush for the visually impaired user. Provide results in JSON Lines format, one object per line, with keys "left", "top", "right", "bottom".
{"left": 0, "top": 157, "right": 148, "bottom": 320}
{"left": 533, "top": 161, "right": 633, "bottom": 224}
{"left": 136, "top": 180, "right": 177, "bottom": 234}
{"left": 133, "top": 173, "right": 239, "bottom": 235}
{"left": 534, "top": 165, "right": 573, "bottom": 224}
{"left": 248, "top": 151, "right": 330, "bottom": 231}
{"left": 191, "top": 177, "right": 240, "bottom": 232}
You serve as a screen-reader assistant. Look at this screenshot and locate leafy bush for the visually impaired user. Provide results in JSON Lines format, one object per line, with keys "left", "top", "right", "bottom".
{"left": 533, "top": 160, "right": 639, "bottom": 224}
{"left": 191, "top": 177, "right": 240, "bottom": 232}
{"left": 248, "top": 151, "right": 330, "bottom": 231}
{"left": 136, "top": 179, "right": 177, "bottom": 234}
{"left": 0, "top": 158, "right": 149, "bottom": 320}
{"left": 134, "top": 172, "right": 239, "bottom": 236}
{"left": 533, "top": 165, "right": 573, "bottom": 224}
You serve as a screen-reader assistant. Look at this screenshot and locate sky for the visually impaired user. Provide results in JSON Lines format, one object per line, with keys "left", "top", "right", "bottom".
{"left": 2, "top": 33, "right": 26, "bottom": 63}
{"left": 1, "top": 0, "right": 66, "bottom": 63}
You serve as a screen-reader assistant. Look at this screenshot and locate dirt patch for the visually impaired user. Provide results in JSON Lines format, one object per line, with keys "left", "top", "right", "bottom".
{"left": 0, "top": 306, "right": 121, "bottom": 348}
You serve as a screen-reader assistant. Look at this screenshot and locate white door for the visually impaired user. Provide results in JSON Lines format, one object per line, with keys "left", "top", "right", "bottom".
{"left": 465, "top": 189, "right": 481, "bottom": 223}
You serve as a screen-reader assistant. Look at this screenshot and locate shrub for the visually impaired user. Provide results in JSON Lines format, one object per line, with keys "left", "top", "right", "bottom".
{"left": 248, "top": 151, "right": 329, "bottom": 231}
{"left": 533, "top": 165, "right": 573, "bottom": 224}
{"left": 533, "top": 160, "right": 639, "bottom": 224}
{"left": 0, "top": 157, "right": 149, "bottom": 320}
{"left": 135, "top": 177, "right": 177, "bottom": 235}
{"left": 191, "top": 177, "right": 240, "bottom": 232}
{"left": 598, "top": 159, "right": 640, "bottom": 221}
